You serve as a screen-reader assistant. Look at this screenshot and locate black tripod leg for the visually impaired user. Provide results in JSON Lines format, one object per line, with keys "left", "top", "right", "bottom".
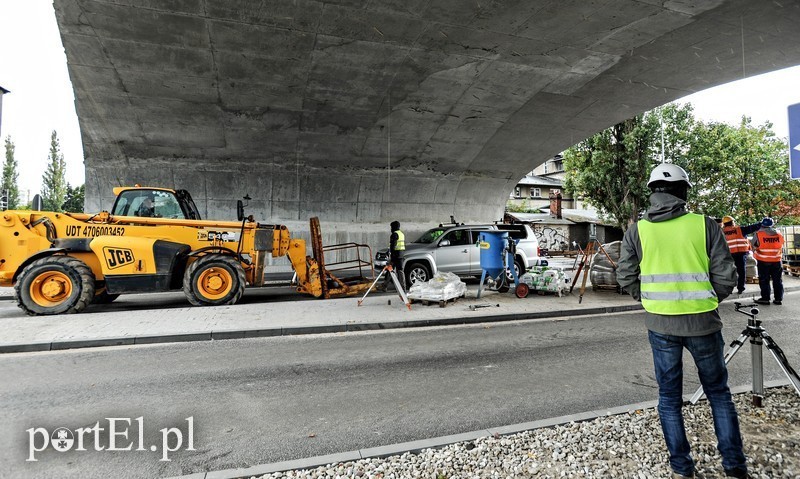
{"left": 761, "top": 332, "right": 800, "bottom": 395}
{"left": 690, "top": 332, "right": 748, "bottom": 404}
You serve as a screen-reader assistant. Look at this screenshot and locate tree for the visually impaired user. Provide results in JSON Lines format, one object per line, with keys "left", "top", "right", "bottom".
{"left": 563, "top": 115, "right": 656, "bottom": 231}
{"left": 41, "top": 130, "right": 68, "bottom": 212}
{"left": 563, "top": 103, "right": 795, "bottom": 229}
{"left": 681, "top": 117, "right": 795, "bottom": 225}
{"left": 2, "top": 136, "right": 21, "bottom": 209}
{"left": 62, "top": 183, "right": 85, "bottom": 213}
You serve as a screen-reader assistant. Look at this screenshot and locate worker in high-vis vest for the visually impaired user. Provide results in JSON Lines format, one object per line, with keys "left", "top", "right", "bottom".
{"left": 752, "top": 217, "right": 784, "bottom": 306}
{"left": 618, "top": 163, "right": 748, "bottom": 479}
{"left": 382, "top": 220, "right": 406, "bottom": 292}
{"left": 721, "top": 216, "right": 761, "bottom": 294}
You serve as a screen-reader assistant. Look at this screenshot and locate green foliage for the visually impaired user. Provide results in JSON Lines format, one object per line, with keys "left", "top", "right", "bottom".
{"left": 564, "top": 104, "right": 797, "bottom": 228}
{"left": 681, "top": 117, "right": 797, "bottom": 224}
{"left": 506, "top": 199, "right": 532, "bottom": 213}
{"left": 563, "top": 115, "right": 658, "bottom": 231}
{"left": 41, "top": 130, "right": 68, "bottom": 212}
{"left": 2, "top": 136, "right": 21, "bottom": 209}
{"left": 62, "top": 183, "right": 85, "bottom": 213}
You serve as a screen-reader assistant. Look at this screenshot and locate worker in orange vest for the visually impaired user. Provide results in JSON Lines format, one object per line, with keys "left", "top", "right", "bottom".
{"left": 721, "top": 216, "right": 761, "bottom": 294}
{"left": 752, "top": 217, "right": 785, "bottom": 305}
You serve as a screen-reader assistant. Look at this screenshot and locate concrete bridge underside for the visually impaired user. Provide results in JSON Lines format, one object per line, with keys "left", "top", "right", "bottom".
{"left": 56, "top": 0, "right": 800, "bottom": 232}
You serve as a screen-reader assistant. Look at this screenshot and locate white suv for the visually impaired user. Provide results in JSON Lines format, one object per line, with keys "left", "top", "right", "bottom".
{"left": 374, "top": 223, "right": 540, "bottom": 286}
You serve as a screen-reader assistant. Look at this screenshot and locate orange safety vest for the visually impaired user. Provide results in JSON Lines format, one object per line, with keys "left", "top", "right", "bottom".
{"left": 723, "top": 225, "right": 750, "bottom": 254}
{"left": 753, "top": 230, "right": 784, "bottom": 263}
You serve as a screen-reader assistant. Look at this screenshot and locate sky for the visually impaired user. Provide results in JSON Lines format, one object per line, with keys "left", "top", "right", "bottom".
{"left": 1, "top": 3, "right": 800, "bottom": 203}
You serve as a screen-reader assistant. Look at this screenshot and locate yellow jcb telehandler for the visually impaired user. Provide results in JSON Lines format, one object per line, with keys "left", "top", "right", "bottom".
{"left": 0, "top": 186, "right": 374, "bottom": 315}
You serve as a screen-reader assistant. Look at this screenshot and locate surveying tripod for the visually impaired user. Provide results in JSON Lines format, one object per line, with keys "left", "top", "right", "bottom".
{"left": 357, "top": 264, "right": 411, "bottom": 310}
{"left": 570, "top": 238, "right": 616, "bottom": 303}
{"left": 690, "top": 302, "right": 800, "bottom": 407}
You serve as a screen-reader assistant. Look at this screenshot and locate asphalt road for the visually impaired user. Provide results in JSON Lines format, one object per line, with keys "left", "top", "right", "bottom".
{"left": 1, "top": 299, "right": 798, "bottom": 479}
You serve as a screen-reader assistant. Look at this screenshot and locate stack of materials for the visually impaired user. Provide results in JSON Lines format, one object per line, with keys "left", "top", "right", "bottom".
{"left": 745, "top": 253, "right": 758, "bottom": 282}
{"left": 782, "top": 225, "right": 799, "bottom": 267}
{"left": 519, "top": 266, "right": 571, "bottom": 296}
{"left": 407, "top": 272, "right": 467, "bottom": 302}
{"left": 590, "top": 241, "right": 621, "bottom": 289}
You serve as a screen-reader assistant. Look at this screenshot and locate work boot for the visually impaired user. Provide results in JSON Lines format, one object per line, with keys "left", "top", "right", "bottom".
{"left": 725, "top": 468, "right": 753, "bottom": 479}
{"left": 773, "top": 299, "right": 782, "bottom": 305}
{"left": 754, "top": 298, "right": 771, "bottom": 305}
{"left": 736, "top": 287, "right": 745, "bottom": 294}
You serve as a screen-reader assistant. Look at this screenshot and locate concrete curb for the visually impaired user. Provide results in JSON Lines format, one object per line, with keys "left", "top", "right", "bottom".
{"left": 166, "top": 380, "right": 792, "bottom": 479}
{"left": 0, "top": 303, "right": 644, "bottom": 354}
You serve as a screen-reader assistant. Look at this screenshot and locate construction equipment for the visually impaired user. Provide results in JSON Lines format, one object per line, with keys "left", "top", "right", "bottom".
{"left": 570, "top": 240, "right": 616, "bottom": 303}
{"left": 357, "top": 264, "right": 411, "bottom": 309}
{"left": 0, "top": 186, "right": 374, "bottom": 315}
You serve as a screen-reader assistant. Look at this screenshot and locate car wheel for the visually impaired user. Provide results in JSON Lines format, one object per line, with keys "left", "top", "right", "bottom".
{"left": 405, "top": 262, "right": 431, "bottom": 286}
{"left": 505, "top": 258, "right": 524, "bottom": 282}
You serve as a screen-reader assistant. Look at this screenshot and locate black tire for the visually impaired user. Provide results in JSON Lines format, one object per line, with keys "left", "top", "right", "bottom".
{"left": 15, "top": 256, "right": 96, "bottom": 316}
{"left": 405, "top": 262, "right": 431, "bottom": 287}
{"left": 183, "top": 255, "right": 246, "bottom": 306}
{"left": 497, "top": 278, "right": 510, "bottom": 294}
{"left": 93, "top": 289, "right": 120, "bottom": 304}
{"left": 505, "top": 258, "right": 524, "bottom": 282}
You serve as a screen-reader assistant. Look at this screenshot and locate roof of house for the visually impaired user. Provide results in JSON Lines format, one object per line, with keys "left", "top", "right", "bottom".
{"left": 0, "top": 86, "right": 9, "bottom": 94}
{"left": 507, "top": 207, "right": 612, "bottom": 226}
{"left": 515, "top": 174, "right": 563, "bottom": 187}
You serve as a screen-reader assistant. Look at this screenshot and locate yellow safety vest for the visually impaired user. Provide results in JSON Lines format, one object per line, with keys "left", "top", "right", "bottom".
{"left": 392, "top": 230, "right": 405, "bottom": 251}
{"left": 638, "top": 214, "right": 718, "bottom": 315}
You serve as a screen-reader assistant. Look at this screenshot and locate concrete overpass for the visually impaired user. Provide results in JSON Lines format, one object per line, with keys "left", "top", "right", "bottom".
{"left": 54, "top": 0, "right": 800, "bottom": 238}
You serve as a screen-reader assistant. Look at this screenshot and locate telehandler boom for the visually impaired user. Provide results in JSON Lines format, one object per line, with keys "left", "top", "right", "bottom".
{"left": 0, "top": 187, "right": 373, "bottom": 315}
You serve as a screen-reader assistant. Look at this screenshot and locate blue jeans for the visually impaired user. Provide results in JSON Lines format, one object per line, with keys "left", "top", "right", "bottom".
{"left": 648, "top": 330, "right": 747, "bottom": 476}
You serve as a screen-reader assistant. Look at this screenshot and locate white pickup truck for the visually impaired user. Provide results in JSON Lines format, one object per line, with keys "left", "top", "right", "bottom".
{"left": 374, "top": 223, "right": 541, "bottom": 286}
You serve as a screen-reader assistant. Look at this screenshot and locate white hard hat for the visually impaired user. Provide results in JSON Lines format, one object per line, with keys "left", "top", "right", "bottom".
{"left": 647, "top": 163, "right": 692, "bottom": 188}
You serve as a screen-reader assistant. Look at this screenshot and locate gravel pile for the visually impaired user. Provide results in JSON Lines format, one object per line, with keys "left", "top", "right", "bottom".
{"left": 258, "top": 387, "right": 800, "bottom": 479}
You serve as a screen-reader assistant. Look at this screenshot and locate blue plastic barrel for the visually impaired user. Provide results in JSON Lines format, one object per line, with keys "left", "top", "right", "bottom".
{"left": 477, "top": 231, "right": 509, "bottom": 279}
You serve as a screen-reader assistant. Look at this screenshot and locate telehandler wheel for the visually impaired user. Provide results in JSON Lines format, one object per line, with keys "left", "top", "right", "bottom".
{"left": 183, "top": 255, "right": 246, "bottom": 306}
{"left": 15, "top": 256, "right": 96, "bottom": 316}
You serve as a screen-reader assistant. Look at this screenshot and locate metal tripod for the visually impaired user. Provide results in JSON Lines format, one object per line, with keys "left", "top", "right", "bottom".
{"left": 690, "top": 302, "right": 800, "bottom": 407}
{"left": 357, "top": 264, "right": 411, "bottom": 310}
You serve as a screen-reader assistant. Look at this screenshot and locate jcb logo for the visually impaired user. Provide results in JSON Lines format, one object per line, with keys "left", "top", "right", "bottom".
{"left": 104, "top": 247, "right": 135, "bottom": 269}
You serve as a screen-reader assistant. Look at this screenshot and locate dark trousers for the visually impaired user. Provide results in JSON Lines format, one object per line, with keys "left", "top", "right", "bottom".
{"left": 756, "top": 261, "right": 783, "bottom": 301}
{"left": 732, "top": 253, "right": 747, "bottom": 292}
{"left": 384, "top": 254, "right": 406, "bottom": 292}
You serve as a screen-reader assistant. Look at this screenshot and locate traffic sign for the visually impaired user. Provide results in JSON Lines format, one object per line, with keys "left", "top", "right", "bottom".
{"left": 789, "top": 102, "right": 800, "bottom": 180}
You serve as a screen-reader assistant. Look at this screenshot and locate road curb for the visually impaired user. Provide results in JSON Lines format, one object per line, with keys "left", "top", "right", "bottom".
{"left": 0, "top": 303, "right": 643, "bottom": 354}
{"left": 166, "top": 380, "right": 792, "bottom": 479}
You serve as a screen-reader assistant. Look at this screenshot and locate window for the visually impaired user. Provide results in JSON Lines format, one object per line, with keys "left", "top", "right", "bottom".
{"left": 441, "top": 229, "right": 471, "bottom": 246}
{"left": 416, "top": 228, "right": 447, "bottom": 244}
{"left": 530, "top": 187, "right": 541, "bottom": 198}
{"left": 514, "top": 186, "right": 521, "bottom": 198}
{"left": 113, "top": 189, "right": 184, "bottom": 219}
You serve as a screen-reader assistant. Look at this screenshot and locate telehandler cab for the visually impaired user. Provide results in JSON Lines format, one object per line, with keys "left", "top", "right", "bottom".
{"left": 0, "top": 186, "right": 374, "bottom": 315}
